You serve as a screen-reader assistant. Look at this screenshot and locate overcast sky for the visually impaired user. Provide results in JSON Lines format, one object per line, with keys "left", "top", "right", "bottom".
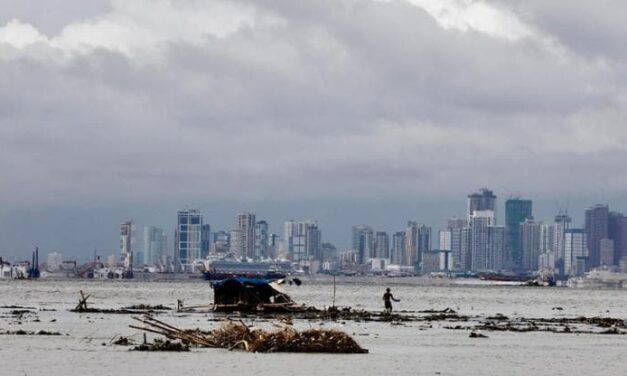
{"left": 1, "top": 0, "right": 627, "bottom": 260}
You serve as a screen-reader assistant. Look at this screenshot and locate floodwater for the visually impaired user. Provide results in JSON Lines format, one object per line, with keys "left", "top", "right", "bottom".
{"left": 1, "top": 277, "right": 626, "bottom": 376}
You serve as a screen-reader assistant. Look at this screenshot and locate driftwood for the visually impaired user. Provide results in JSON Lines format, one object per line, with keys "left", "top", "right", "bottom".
{"left": 130, "top": 315, "right": 368, "bottom": 353}
{"left": 75, "top": 290, "right": 90, "bottom": 311}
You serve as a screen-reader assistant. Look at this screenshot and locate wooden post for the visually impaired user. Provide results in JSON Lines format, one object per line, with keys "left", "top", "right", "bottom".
{"left": 332, "top": 274, "right": 336, "bottom": 308}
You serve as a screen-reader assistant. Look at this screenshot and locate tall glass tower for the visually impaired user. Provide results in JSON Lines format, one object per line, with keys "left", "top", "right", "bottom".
{"left": 505, "top": 199, "right": 533, "bottom": 271}
{"left": 175, "top": 209, "right": 203, "bottom": 271}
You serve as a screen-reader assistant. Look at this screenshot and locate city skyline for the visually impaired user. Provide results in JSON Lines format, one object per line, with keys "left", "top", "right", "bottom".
{"left": 1, "top": 192, "right": 626, "bottom": 262}
{"left": 2, "top": 188, "right": 622, "bottom": 266}
{"left": 2, "top": 1, "right": 627, "bottom": 261}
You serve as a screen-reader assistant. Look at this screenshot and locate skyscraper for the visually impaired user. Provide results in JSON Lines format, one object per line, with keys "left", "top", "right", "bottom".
{"left": 404, "top": 221, "right": 419, "bottom": 267}
{"left": 446, "top": 217, "right": 467, "bottom": 271}
{"left": 391, "top": 232, "right": 405, "bottom": 265}
{"left": 585, "top": 204, "right": 609, "bottom": 268}
{"left": 608, "top": 211, "right": 626, "bottom": 266}
{"left": 254, "top": 220, "right": 269, "bottom": 260}
{"left": 120, "top": 220, "right": 134, "bottom": 270}
{"left": 469, "top": 210, "right": 504, "bottom": 271}
{"left": 439, "top": 230, "right": 451, "bottom": 252}
{"left": 564, "top": 229, "right": 587, "bottom": 276}
{"left": 352, "top": 225, "right": 374, "bottom": 264}
{"left": 175, "top": 209, "right": 202, "bottom": 271}
{"left": 520, "top": 218, "right": 541, "bottom": 272}
{"left": 553, "top": 212, "right": 571, "bottom": 274}
{"left": 234, "top": 212, "right": 256, "bottom": 260}
{"left": 600, "top": 238, "right": 614, "bottom": 267}
{"left": 505, "top": 198, "right": 533, "bottom": 271}
{"left": 201, "top": 224, "right": 211, "bottom": 259}
{"left": 229, "top": 229, "right": 241, "bottom": 256}
{"left": 284, "top": 220, "right": 321, "bottom": 262}
{"left": 144, "top": 225, "right": 167, "bottom": 265}
{"left": 540, "top": 223, "right": 554, "bottom": 253}
{"left": 417, "top": 225, "right": 432, "bottom": 269}
{"left": 468, "top": 188, "right": 497, "bottom": 222}
{"left": 374, "top": 231, "right": 389, "bottom": 259}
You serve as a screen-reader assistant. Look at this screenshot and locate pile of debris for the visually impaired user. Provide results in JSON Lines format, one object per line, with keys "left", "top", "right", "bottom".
{"left": 130, "top": 316, "right": 368, "bottom": 353}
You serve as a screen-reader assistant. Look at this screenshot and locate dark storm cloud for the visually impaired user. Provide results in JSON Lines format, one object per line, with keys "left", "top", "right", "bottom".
{"left": 1, "top": 0, "right": 627, "bottom": 256}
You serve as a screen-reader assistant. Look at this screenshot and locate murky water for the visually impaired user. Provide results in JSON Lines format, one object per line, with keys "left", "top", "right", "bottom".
{"left": 1, "top": 277, "right": 626, "bottom": 376}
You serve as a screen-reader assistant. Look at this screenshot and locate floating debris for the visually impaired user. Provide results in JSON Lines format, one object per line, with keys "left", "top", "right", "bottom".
{"left": 1, "top": 329, "right": 63, "bottom": 336}
{"left": 111, "top": 336, "right": 136, "bottom": 346}
{"left": 132, "top": 338, "right": 189, "bottom": 352}
{"left": 130, "top": 316, "right": 368, "bottom": 353}
{"left": 444, "top": 315, "right": 627, "bottom": 335}
{"left": 469, "top": 331, "right": 488, "bottom": 338}
{"left": 122, "top": 304, "right": 172, "bottom": 311}
{"left": 70, "top": 291, "right": 170, "bottom": 314}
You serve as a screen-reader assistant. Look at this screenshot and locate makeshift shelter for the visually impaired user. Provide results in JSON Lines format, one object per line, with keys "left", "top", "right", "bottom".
{"left": 212, "top": 277, "right": 293, "bottom": 306}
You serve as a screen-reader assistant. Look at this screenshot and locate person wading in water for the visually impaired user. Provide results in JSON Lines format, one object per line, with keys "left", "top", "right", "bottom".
{"left": 383, "top": 287, "right": 400, "bottom": 314}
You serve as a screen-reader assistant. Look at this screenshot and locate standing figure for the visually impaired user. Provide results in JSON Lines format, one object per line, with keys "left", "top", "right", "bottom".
{"left": 383, "top": 287, "right": 400, "bottom": 313}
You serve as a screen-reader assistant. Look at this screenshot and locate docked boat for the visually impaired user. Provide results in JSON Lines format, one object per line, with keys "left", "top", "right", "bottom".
{"left": 568, "top": 269, "right": 627, "bottom": 288}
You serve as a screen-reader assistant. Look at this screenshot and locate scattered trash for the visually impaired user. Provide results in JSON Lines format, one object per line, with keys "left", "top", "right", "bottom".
{"left": 469, "top": 331, "right": 488, "bottom": 338}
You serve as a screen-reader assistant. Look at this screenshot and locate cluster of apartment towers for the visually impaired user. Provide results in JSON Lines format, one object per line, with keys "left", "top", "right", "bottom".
{"left": 119, "top": 212, "right": 322, "bottom": 272}
{"left": 117, "top": 188, "right": 627, "bottom": 276}
{"left": 351, "top": 188, "right": 627, "bottom": 277}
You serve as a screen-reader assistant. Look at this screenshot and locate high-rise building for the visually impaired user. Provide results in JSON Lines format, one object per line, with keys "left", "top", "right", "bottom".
{"left": 585, "top": 204, "right": 609, "bottom": 268}
{"left": 212, "top": 231, "right": 230, "bottom": 254}
{"left": 175, "top": 209, "right": 203, "bottom": 271}
{"left": 391, "top": 232, "right": 405, "bottom": 265}
{"left": 201, "top": 224, "right": 211, "bottom": 259}
{"left": 446, "top": 217, "right": 467, "bottom": 271}
{"left": 600, "top": 238, "right": 614, "bottom": 267}
{"left": 460, "top": 227, "right": 472, "bottom": 271}
{"left": 254, "top": 221, "right": 269, "bottom": 260}
{"left": 469, "top": 210, "right": 504, "bottom": 271}
{"left": 448, "top": 217, "right": 468, "bottom": 230}
{"left": 352, "top": 225, "right": 374, "bottom": 264}
{"left": 229, "top": 229, "right": 241, "bottom": 256}
{"left": 540, "top": 223, "right": 554, "bottom": 253}
{"left": 120, "top": 220, "right": 135, "bottom": 270}
{"left": 468, "top": 188, "right": 497, "bottom": 222}
{"left": 608, "top": 212, "right": 627, "bottom": 266}
{"left": 234, "top": 212, "right": 256, "bottom": 260}
{"left": 505, "top": 198, "right": 533, "bottom": 270}
{"left": 553, "top": 213, "right": 571, "bottom": 274}
{"left": 284, "top": 220, "right": 321, "bottom": 262}
{"left": 417, "top": 225, "right": 432, "bottom": 269}
{"left": 268, "top": 233, "right": 279, "bottom": 259}
{"left": 564, "top": 229, "right": 587, "bottom": 276}
{"left": 374, "top": 231, "right": 389, "bottom": 259}
{"left": 439, "top": 230, "right": 451, "bottom": 252}
{"left": 520, "top": 218, "right": 541, "bottom": 272}
{"left": 404, "top": 221, "right": 419, "bottom": 267}
{"left": 144, "top": 226, "right": 167, "bottom": 265}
